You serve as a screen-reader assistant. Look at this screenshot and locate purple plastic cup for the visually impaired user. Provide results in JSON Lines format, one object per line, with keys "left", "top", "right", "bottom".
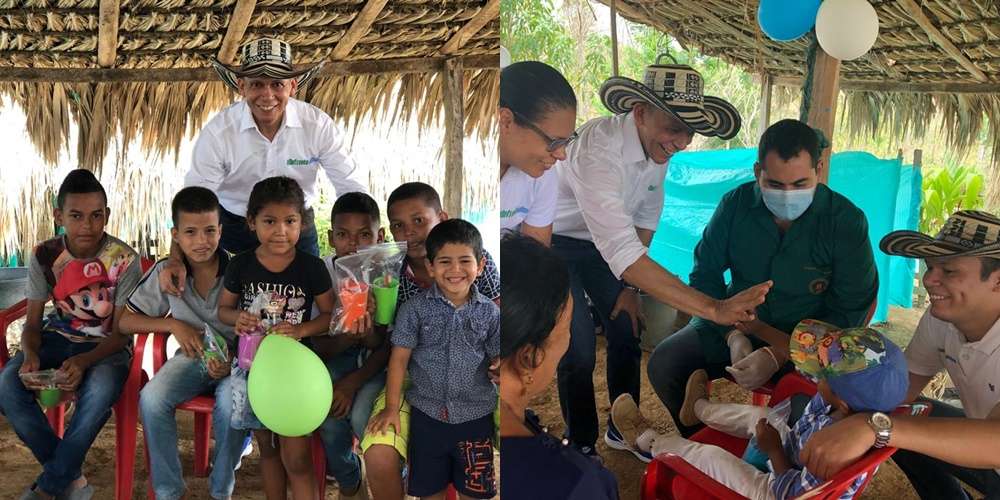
{"left": 238, "top": 334, "right": 265, "bottom": 370}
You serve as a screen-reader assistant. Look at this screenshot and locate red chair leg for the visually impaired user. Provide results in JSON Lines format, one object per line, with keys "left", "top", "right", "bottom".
{"left": 312, "top": 434, "right": 327, "bottom": 499}
{"left": 114, "top": 398, "right": 139, "bottom": 500}
{"left": 46, "top": 404, "right": 66, "bottom": 438}
{"left": 193, "top": 412, "right": 212, "bottom": 477}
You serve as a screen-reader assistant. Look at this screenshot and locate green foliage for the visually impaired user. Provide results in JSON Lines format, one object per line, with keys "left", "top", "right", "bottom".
{"left": 920, "top": 166, "right": 985, "bottom": 234}
{"left": 500, "top": 0, "right": 573, "bottom": 69}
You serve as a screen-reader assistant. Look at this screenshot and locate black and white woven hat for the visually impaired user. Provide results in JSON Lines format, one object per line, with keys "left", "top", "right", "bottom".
{"left": 599, "top": 54, "right": 741, "bottom": 140}
{"left": 211, "top": 38, "right": 324, "bottom": 92}
{"left": 880, "top": 210, "right": 1000, "bottom": 259}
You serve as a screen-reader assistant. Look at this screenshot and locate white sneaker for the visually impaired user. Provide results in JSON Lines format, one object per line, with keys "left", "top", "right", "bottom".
{"left": 234, "top": 434, "right": 253, "bottom": 471}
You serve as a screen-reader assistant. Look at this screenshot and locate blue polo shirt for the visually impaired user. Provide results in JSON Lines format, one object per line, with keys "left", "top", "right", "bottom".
{"left": 391, "top": 283, "right": 500, "bottom": 424}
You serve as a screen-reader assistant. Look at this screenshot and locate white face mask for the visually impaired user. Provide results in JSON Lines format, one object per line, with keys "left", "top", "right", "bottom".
{"left": 761, "top": 186, "right": 816, "bottom": 221}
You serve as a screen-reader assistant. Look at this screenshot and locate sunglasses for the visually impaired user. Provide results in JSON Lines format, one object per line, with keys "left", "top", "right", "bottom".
{"left": 510, "top": 109, "right": 578, "bottom": 152}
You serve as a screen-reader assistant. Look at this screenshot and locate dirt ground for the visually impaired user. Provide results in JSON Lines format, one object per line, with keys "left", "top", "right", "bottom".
{"left": 528, "top": 306, "right": 929, "bottom": 500}
{"left": 0, "top": 320, "right": 500, "bottom": 500}
{"left": 0, "top": 305, "right": 937, "bottom": 499}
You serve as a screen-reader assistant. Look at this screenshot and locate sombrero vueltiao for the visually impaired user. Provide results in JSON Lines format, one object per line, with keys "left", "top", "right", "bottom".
{"left": 211, "top": 38, "right": 324, "bottom": 92}
{"left": 880, "top": 210, "right": 1000, "bottom": 259}
{"left": 599, "top": 54, "right": 742, "bottom": 140}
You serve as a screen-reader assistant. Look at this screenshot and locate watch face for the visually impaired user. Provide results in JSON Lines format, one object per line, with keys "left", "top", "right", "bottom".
{"left": 871, "top": 412, "right": 892, "bottom": 430}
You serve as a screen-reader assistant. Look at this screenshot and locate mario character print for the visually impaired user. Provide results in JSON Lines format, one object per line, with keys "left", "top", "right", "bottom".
{"left": 51, "top": 259, "right": 115, "bottom": 340}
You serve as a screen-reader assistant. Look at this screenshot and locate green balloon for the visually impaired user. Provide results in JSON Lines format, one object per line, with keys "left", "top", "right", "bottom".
{"left": 248, "top": 335, "right": 333, "bottom": 437}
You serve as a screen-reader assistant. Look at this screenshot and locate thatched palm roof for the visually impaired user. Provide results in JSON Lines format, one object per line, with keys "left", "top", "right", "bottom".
{"left": 0, "top": 0, "right": 500, "bottom": 169}
{"left": 0, "top": 0, "right": 499, "bottom": 262}
{"left": 595, "top": 0, "right": 1000, "bottom": 178}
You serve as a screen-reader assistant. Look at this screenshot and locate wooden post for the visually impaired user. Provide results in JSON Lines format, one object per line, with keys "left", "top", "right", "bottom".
{"left": 442, "top": 58, "right": 465, "bottom": 218}
{"left": 804, "top": 49, "right": 840, "bottom": 184}
{"left": 912, "top": 148, "right": 925, "bottom": 307}
{"left": 610, "top": 0, "right": 620, "bottom": 76}
{"left": 757, "top": 73, "right": 773, "bottom": 140}
{"left": 97, "top": 0, "right": 120, "bottom": 67}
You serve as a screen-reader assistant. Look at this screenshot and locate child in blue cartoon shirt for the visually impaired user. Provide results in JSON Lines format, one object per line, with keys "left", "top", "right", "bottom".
{"left": 612, "top": 320, "right": 909, "bottom": 500}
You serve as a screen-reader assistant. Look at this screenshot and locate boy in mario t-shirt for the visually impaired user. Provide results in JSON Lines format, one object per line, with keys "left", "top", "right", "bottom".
{"left": 0, "top": 169, "right": 141, "bottom": 500}
{"left": 51, "top": 259, "right": 116, "bottom": 340}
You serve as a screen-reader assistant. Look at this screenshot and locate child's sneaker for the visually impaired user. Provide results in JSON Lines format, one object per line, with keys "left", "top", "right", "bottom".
{"left": 339, "top": 464, "right": 371, "bottom": 500}
{"left": 608, "top": 394, "right": 653, "bottom": 462}
{"left": 679, "top": 369, "right": 709, "bottom": 427}
{"left": 234, "top": 434, "right": 253, "bottom": 471}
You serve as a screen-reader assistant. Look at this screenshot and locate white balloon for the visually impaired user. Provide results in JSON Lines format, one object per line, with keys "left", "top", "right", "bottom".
{"left": 815, "top": 0, "right": 880, "bottom": 61}
{"left": 500, "top": 46, "right": 512, "bottom": 68}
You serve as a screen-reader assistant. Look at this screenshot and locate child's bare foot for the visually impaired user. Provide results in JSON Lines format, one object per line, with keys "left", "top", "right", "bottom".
{"left": 679, "top": 369, "right": 709, "bottom": 427}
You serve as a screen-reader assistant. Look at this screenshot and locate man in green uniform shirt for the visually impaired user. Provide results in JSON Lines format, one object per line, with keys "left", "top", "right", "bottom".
{"left": 647, "top": 119, "right": 878, "bottom": 437}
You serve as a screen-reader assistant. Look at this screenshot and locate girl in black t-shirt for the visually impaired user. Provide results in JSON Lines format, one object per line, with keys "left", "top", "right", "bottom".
{"left": 218, "top": 176, "right": 334, "bottom": 500}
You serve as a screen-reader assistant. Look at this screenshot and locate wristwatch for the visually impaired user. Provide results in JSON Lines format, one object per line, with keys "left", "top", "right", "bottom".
{"left": 867, "top": 412, "right": 892, "bottom": 448}
{"left": 623, "top": 282, "right": 640, "bottom": 293}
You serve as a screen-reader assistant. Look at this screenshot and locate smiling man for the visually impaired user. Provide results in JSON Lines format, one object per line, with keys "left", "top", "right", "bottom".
{"left": 160, "top": 39, "right": 368, "bottom": 294}
{"left": 646, "top": 118, "right": 878, "bottom": 441}
{"left": 796, "top": 211, "right": 1000, "bottom": 498}
{"left": 549, "top": 57, "right": 773, "bottom": 461}
{"left": 187, "top": 38, "right": 366, "bottom": 257}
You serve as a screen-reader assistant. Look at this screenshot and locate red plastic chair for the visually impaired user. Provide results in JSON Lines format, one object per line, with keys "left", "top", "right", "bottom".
{"left": 0, "top": 257, "right": 154, "bottom": 500}
{"left": 143, "top": 331, "right": 331, "bottom": 499}
{"left": 642, "top": 373, "right": 932, "bottom": 500}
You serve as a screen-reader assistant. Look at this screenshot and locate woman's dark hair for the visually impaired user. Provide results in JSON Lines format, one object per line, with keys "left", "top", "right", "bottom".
{"left": 500, "top": 61, "right": 576, "bottom": 124}
{"left": 500, "top": 234, "right": 571, "bottom": 363}
{"left": 246, "top": 176, "right": 306, "bottom": 220}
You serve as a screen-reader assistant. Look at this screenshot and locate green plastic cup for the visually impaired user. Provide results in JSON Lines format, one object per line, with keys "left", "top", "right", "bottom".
{"left": 38, "top": 387, "right": 61, "bottom": 408}
{"left": 372, "top": 276, "right": 400, "bottom": 325}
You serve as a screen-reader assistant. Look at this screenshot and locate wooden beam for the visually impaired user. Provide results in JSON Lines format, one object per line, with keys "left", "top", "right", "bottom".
{"left": 441, "top": 58, "right": 465, "bottom": 217}
{"left": 331, "top": 0, "right": 390, "bottom": 60}
{"left": 774, "top": 77, "right": 998, "bottom": 93}
{"left": 804, "top": 49, "right": 840, "bottom": 184}
{"left": 216, "top": 0, "right": 257, "bottom": 65}
{"left": 757, "top": 73, "right": 772, "bottom": 139}
{"left": 0, "top": 54, "right": 499, "bottom": 82}
{"left": 97, "top": 0, "right": 119, "bottom": 67}
{"left": 439, "top": 0, "right": 499, "bottom": 55}
{"left": 897, "top": 0, "right": 989, "bottom": 82}
{"left": 610, "top": 0, "right": 620, "bottom": 76}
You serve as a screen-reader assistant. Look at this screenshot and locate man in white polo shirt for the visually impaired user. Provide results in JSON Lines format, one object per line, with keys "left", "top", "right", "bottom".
{"left": 161, "top": 38, "right": 367, "bottom": 293}
{"left": 190, "top": 37, "right": 366, "bottom": 256}
{"left": 799, "top": 210, "right": 1000, "bottom": 498}
{"left": 550, "top": 56, "right": 772, "bottom": 460}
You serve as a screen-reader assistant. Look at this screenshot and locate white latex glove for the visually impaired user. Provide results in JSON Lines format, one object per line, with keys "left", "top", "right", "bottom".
{"left": 726, "top": 329, "right": 754, "bottom": 366}
{"left": 725, "top": 347, "right": 780, "bottom": 390}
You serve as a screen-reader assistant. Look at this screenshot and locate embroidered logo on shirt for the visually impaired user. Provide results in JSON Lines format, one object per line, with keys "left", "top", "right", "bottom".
{"left": 499, "top": 207, "right": 530, "bottom": 219}
{"left": 647, "top": 185, "right": 657, "bottom": 191}
{"left": 808, "top": 278, "right": 829, "bottom": 295}
{"left": 990, "top": 383, "right": 995, "bottom": 392}
{"left": 286, "top": 158, "right": 309, "bottom": 166}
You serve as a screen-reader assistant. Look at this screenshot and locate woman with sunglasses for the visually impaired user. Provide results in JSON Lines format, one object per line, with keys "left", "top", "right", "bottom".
{"left": 499, "top": 60, "right": 577, "bottom": 246}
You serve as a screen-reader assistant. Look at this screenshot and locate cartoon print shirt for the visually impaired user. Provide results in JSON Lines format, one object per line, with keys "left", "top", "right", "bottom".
{"left": 223, "top": 250, "right": 332, "bottom": 329}
{"left": 25, "top": 234, "right": 142, "bottom": 343}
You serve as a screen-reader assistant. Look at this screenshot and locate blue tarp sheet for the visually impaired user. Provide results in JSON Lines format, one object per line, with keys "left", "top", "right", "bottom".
{"left": 647, "top": 149, "right": 922, "bottom": 324}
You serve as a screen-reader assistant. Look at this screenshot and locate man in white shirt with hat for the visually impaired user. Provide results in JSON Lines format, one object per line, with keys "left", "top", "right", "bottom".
{"left": 550, "top": 55, "right": 772, "bottom": 460}
{"left": 800, "top": 210, "right": 1000, "bottom": 498}
{"left": 161, "top": 38, "right": 368, "bottom": 293}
